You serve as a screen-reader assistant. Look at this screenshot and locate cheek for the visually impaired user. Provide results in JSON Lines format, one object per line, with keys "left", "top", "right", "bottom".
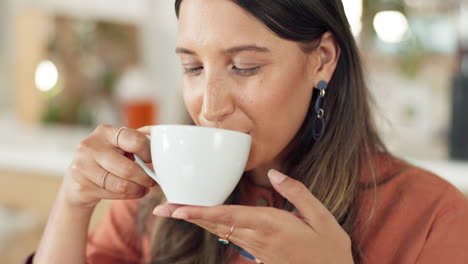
{"left": 182, "top": 84, "right": 202, "bottom": 123}
{"left": 243, "top": 67, "right": 312, "bottom": 169}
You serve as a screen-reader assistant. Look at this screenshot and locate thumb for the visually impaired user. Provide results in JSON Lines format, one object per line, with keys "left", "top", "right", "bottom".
{"left": 137, "top": 126, "right": 152, "bottom": 135}
{"left": 267, "top": 169, "right": 288, "bottom": 185}
{"left": 267, "top": 169, "right": 320, "bottom": 220}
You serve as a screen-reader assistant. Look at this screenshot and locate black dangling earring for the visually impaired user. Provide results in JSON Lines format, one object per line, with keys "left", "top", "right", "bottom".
{"left": 312, "top": 80, "right": 328, "bottom": 141}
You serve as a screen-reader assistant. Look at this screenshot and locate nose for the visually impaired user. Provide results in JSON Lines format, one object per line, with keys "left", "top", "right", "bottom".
{"left": 201, "top": 78, "right": 235, "bottom": 123}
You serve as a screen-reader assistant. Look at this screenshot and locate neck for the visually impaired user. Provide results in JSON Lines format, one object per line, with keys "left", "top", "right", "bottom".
{"left": 245, "top": 158, "right": 283, "bottom": 189}
{"left": 246, "top": 134, "right": 296, "bottom": 189}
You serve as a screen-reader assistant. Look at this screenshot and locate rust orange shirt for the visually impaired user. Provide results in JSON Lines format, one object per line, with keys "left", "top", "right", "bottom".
{"left": 80, "top": 153, "right": 468, "bottom": 263}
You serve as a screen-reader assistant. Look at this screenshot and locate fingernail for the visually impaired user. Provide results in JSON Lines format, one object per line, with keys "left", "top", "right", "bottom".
{"left": 268, "top": 169, "right": 286, "bottom": 184}
{"left": 153, "top": 206, "right": 171, "bottom": 217}
{"left": 172, "top": 210, "right": 189, "bottom": 219}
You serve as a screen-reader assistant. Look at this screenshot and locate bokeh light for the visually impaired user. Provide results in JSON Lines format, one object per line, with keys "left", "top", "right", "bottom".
{"left": 373, "top": 11, "right": 410, "bottom": 43}
{"left": 342, "top": 0, "right": 363, "bottom": 37}
{"left": 35, "top": 60, "right": 59, "bottom": 92}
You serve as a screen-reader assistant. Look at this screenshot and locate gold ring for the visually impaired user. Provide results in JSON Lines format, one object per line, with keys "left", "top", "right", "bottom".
{"left": 218, "top": 225, "right": 235, "bottom": 244}
{"left": 114, "top": 127, "right": 127, "bottom": 149}
{"left": 101, "top": 171, "right": 109, "bottom": 189}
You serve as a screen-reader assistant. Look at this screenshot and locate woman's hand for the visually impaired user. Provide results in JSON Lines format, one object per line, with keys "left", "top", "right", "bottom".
{"left": 153, "top": 169, "right": 354, "bottom": 264}
{"left": 63, "top": 125, "right": 157, "bottom": 208}
{"left": 34, "top": 125, "right": 157, "bottom": 264}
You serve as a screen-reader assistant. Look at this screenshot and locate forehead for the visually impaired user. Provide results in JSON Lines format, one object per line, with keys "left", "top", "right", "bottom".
{"left": 177, "top": 0, "right": 278, "bottom": 50}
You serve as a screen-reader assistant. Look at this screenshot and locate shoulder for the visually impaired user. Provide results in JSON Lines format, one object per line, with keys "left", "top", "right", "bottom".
{"left": 383, "top": 159, "right": 467, "bottom": 212}
{"left": 356, "top": 155, "right": 468, "bottom": 263}
{"left": 361, "top": 153, "right": 467, "bottom": 211}
{"left": 397, "top": 163, "right": 468, "bottom": 226}
{"left": 357, "top": 152, "right": 468, "bottom": 235}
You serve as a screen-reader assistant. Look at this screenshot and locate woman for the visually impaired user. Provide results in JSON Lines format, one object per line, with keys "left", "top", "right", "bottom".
{"left": 30, "top": 0, "right": 468, "bottom": 263}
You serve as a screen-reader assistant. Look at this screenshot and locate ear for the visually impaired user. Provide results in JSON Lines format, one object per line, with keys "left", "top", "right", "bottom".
{"left": 307, "top": 31, "right": 341, "bottom": 86}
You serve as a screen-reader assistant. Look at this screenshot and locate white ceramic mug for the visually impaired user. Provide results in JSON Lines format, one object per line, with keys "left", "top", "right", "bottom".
{"left": 134, "top": 125, "right": 251, "bottom": 206}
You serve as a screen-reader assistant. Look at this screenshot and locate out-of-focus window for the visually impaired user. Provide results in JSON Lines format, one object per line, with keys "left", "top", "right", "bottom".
{"left": 359, "top": 0, "right": 466, "bottom": 160}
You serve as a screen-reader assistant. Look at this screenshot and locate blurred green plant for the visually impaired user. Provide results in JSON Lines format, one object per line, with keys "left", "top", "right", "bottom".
{"left": 39, "top": 17, "right": 139, "bottom": 127}
{"left": 397, "top": 36, "right": 425, "bottom": 79}
{"left": 362, "top": 0, "right": 425, "bottom": 78}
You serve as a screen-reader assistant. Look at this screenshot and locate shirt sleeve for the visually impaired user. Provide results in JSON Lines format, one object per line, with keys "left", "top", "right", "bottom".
{"left": 86, "top": 199, "right": 144, "bottom": 264}
{"left": 415, "top": 195, "right": 468, "bottom": 264}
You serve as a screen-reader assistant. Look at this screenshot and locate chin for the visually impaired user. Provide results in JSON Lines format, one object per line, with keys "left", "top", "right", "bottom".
{"left": 243, "top": 146, "right": 261, "bottom": 171}
{"left": 244, "top": 160, "right": 257, "bottom": 171}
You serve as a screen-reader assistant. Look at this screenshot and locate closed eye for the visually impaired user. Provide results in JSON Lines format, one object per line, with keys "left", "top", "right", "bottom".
{"left": 183, "top": 65, "right": 261, "bottom": 77}
{"left": 184, "top": 66, "right": 203, "bottom": 75}
{"left": 232, "top": 65, "right": 261, "bottom": 76}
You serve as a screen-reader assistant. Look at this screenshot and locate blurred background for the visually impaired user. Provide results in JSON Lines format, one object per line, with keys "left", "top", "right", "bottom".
{"left": 0, "top": 0, "right": 467, "bottom": 262}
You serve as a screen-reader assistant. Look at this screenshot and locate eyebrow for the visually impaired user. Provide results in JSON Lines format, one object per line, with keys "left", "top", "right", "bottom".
{"left": 175, "top": 45, "right": 271, "bottom": 55}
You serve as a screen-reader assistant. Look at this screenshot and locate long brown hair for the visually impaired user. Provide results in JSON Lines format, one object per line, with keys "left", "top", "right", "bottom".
{"left": 138, "top": 1, "right": 387, "bottom": 263}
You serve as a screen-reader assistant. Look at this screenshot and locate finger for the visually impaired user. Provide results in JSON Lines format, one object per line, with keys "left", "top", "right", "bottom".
{"left": 291, "top": 211, "right": 307, "bottom": 221}
{"left": 137, "top": 126, "right": 152, "bottom": 135}
{"left": 154, "top": 203, "right": 306, "bottom": 227}
{"left": 184, "top": 218, "right": 256, "bottom": 242}
{"left": 69, "top": 173, "right": 149, "bottom": 202}
{"left": 85, "top": 180, "right": 149, "bottom": 200}
{"left": 182, "top": 218, "right": 264, "bottom": 261}
{"left": 70, "top": 158, "right": 149, "bottom": 196}
{"left": 168, "top": 205, "right": 282, "bottom": 231}
{"left": 267, "top": 169, "right": 335, "bottom": 228}
{"left": 94, "top": 147, "right": 156, "bottom": 188}
{"left": 153, "top": 203, "right": 186, "bottom": 217}
{"left": 98, "top": 125, "right": 152, "bottom": 163}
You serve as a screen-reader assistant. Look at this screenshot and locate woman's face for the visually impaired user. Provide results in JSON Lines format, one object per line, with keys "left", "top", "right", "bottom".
{"left": 176, "top": 0, "right": 327, "bottom": 171}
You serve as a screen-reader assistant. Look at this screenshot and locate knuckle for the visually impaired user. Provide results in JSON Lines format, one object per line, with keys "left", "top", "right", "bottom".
{"left": 214, "top": 224, "right": 226, "bottom": 237}
{"left": 267, "top": 207, "right": 281, "bottom": 219}
{"left": 221, "top": 206, "right": 234, "bottom": 223}
{"left": 205, "top": 222, "right": 224, "bottom": 238}
{"left": 67, "top": 176, "right": 87, "bottom": 194}
{"left": 68, "top": 161, "right": 85, "bottom": 180}
{"left": 95, "top": 124, "right": 112, "bottom": 133}
{"left": 338, "top": 231, "right": 352, "bottom": 250}
{"left": 288, "top": 181, "right": 306, "bottom": 196}
{"left": 116, "top": 180, "right": 131, "bottom": 194}
{"left": 68, "top": 162, "right": 81, "bottom": 177}
{"left": 120, "top": 162, "right": 139, "bottom": 179}
{"left": 137, "top": 126, "right": 151, "bottom": 133}
{"left": 69, "top": 160, "right": 80, "bottom": 171}
{"left": 125, "top": 192, "right": 145, "bottom": 200}
{"left": 74, "top": 182, "right": 88, "bottom": 193}
{"left": 76, "top": 139, "right": 92, "bottom": 153}
{"left": 344, "top": 234, "right": 352, "bottom": 247}
{"left": 130, "top": 133, "right": 148, "bottom": 152}
{"left": 291, "top": 180, "right": 305, "bottom": 192}
{"left": 316, "top": 209, "right": 331, "bottom": 223}
{"left": 263, "top": 208, "right": 281, "bottom": 234}
{"left": 206, "top": 222, "right": 219, "bottom": 233}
